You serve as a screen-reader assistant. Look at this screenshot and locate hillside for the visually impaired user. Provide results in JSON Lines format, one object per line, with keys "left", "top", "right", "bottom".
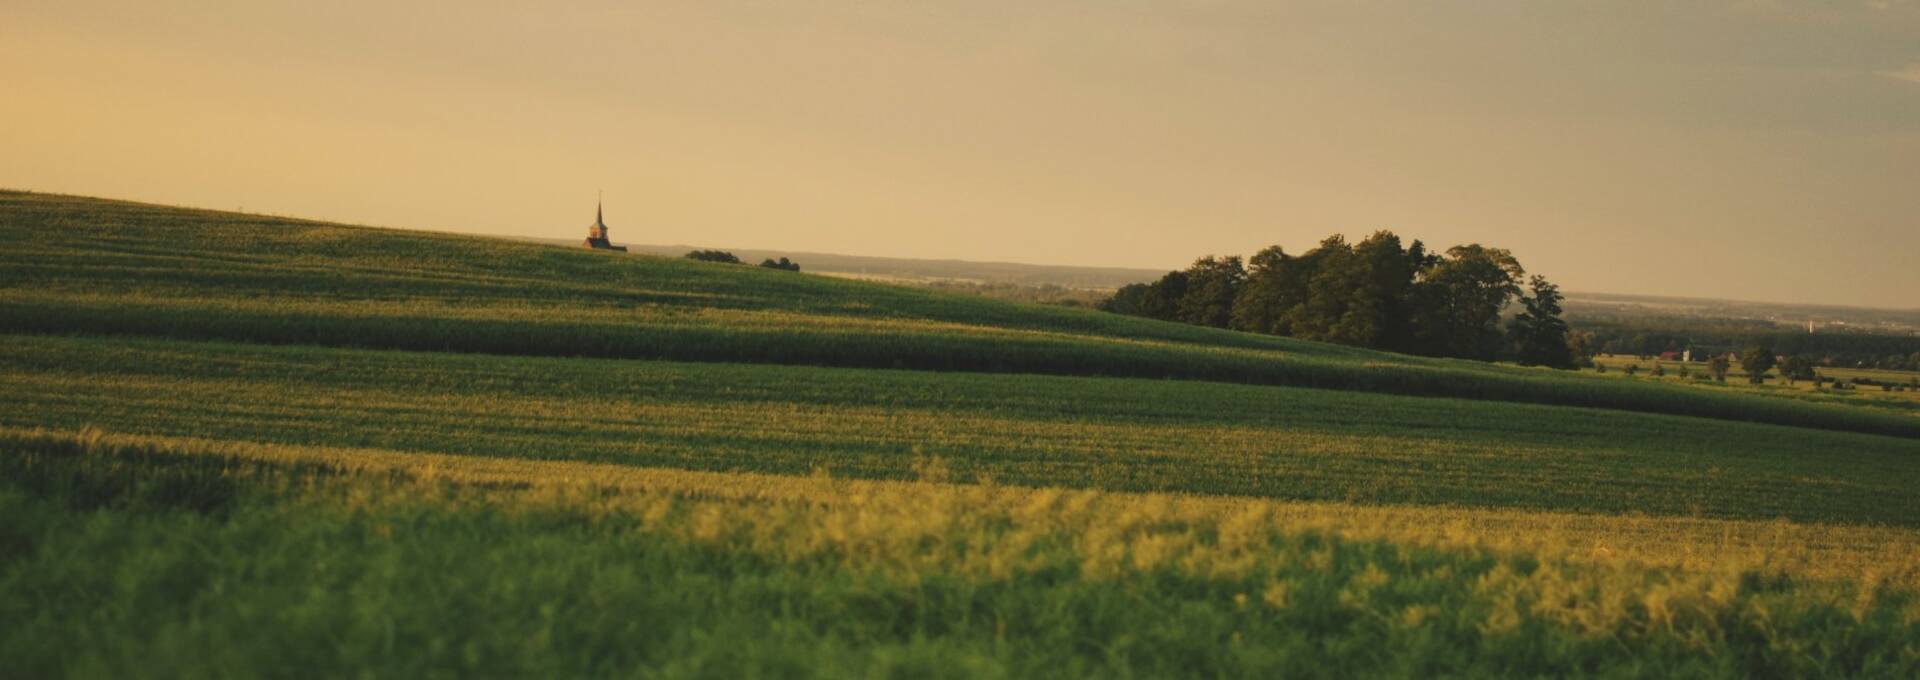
{"left": 5, "top": 190, "right": 1920, "bottom": 675}
{"left": 3, "top": 190, "right": 1915, "bottom": 439}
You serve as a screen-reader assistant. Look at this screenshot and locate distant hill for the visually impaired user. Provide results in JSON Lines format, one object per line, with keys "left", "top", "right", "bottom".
{"left": 1564, "top": 291, "right": 1920, "bottom": 334}
{"left": 510, "top": 237, "right": 1162, "bottom": 290}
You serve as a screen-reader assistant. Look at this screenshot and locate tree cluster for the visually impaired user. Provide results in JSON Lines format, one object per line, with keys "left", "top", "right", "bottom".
{"left": 685, "top": 250, "right": 741, "bottom": 264}
{"left": 1101, "top": 231, "right": 1575, "bottom": 367}
{"left": 759, "top": 257, "right": 801, "bottom": 272}
{"left": 685, "top": 250, "right": 802, "bottom": 272}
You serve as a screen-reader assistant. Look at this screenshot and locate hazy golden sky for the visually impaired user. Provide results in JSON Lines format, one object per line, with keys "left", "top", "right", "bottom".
{"left": 5, "top": 1, "right": 1917, "bottom": 307}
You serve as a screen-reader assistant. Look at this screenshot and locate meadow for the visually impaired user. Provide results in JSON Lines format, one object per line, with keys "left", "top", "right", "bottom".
{"left": 4, "top": 191, "right": 1919, "bottom": 675}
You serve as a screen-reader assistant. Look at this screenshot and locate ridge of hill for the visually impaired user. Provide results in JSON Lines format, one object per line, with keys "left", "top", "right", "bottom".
{"left": 2, "top": 189, "right": 1915, "bottom": 439}
{"left": 506, "top": 236, "right": 1164, "bottom": 289}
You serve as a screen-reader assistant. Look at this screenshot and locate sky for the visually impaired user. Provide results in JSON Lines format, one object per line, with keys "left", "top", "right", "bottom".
{"left": 3, "top": 1, "right": 1917, "bottom": 308}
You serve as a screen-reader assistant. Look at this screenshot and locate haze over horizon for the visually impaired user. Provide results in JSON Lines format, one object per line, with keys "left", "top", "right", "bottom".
{"left": 5, "top": 1, "right": 1917, "bottom": 308}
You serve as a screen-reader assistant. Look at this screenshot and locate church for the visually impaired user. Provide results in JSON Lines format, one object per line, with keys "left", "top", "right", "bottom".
{"left": 582, "top": 200, "right": 627, "bottom": 252}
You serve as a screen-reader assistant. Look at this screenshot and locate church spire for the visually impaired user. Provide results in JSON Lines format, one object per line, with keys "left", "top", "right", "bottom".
{"left": 581, "top": 191, "right": 625, "bottom": 251}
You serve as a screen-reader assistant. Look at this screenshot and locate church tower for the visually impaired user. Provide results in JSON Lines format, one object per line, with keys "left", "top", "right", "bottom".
{"left": 583, "top": 196, "right": 627, "bottom": 252}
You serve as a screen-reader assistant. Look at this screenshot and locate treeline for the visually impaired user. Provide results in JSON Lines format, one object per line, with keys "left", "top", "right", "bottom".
{"left": 1576, "top": 321, "right": 1920, "bottom": 370}
{"left": 1101, "top": 231, "right": 1575, "bottom": 367}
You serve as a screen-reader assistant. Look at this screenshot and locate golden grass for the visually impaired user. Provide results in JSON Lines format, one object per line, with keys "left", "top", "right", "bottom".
{"left": 22, "top": 426, "right": 1918, "bottom": 596}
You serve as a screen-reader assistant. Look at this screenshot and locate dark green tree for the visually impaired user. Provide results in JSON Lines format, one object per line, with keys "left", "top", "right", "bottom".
{"left": 1778, "top": 355, "right": 1816, "bottom": 386}
{"left": 1229, "top": 246, "right": 1301, "bottom": 334}
{"left": 1740, "top": 345, "right": 1776, "bottom": 385}
{"left": 1409, "top": 244, "right": 1524, "bottom": 360}
{"left": 685, "top": 249, "right": 741, "bottom": 264}
{"left": 1101, "top": 271, "right": 1188, "bottom": 321}
{"left": 1284, "top": 236, "right": 1356, "bottom": 341}
{"left": 1323, "top": 232, "right": 1426, "bottom": 350}
{"left": 1708, "top": 355, "right": 1731, "bottom": 382}
{"left": 1507, "top": 275, "right": 1575, "bottom": 369}
{"left": 759, "top": 257, "right": 801, "bottom": 272}
{"left": 1174, "top": 256, "right": 1246, "bottom": 328}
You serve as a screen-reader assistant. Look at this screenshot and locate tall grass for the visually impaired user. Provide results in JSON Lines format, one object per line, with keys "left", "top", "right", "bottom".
{"left": 5, "top": 190, "right": 1918, "bottom": 438}
{"left": 3, "top": 429, "right": 1916, "bottom": 677}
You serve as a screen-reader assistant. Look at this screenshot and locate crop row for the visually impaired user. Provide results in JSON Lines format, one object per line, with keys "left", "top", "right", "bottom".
{"left": 6, "top": 191, "right": 1918, "bottom": 437}
{"left": 6, "top": 334, "right": 1917, "bottom": 525}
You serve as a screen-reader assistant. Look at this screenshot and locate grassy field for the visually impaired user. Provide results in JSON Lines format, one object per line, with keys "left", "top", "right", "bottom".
{"left": 5, "top": 334, "right": 1919, "bottom": 526}
{"left": 4, "top": 430, "right": 1916, "bottom": 677}
{"left": 4, "top": 191, "right": 1920, "bottom": 675}
{"left": 5, "top": 190, "right": 1918, "bottom": 439}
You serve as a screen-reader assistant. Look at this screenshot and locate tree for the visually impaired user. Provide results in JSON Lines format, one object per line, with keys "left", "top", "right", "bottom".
{"left": 1507, "top": 275, "right": 1575, "bottom": 369}
{"left": 1708, "top": 355, "right": 1730, "bottom": 382}
{"left": 1740, "top": 345, "right": 1776, "bottom": 385}
{"left": 759, "top": 257, "right": 801, "bottom": 272}
{"left": 1229, "top": 246, "right": 1302, "bottom": 334}
{"left": 1284, "top": 236, "right": 1356, "bottom": 341}
{"left": 685, "top": 249, "right": 741, "bottom": 264}
{"left": 1778, "top": 355, "right": 1816, "bottom": 386}
{"left": 1650, "top": 362, "right": 1665, "bottom": 377}
{"left": 1408, "top": 244, "right": 1523, "bottom": 360}
{"left": 1322, "top": 232, "right": 1424, "bottom": 350}
{"left": 1174, "top": 256, "right": 1245, "bottom": 328}
{"left": 1101, "top": 270, "right": 1188, "bottom": 321}
{"left": 1566, "top": 331, "right": 1598, "bottom": 368}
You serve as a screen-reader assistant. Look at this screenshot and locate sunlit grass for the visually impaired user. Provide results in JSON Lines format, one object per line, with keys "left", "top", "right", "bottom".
{"left": 3, "top": 428, "right": 1916, "bottom": 676}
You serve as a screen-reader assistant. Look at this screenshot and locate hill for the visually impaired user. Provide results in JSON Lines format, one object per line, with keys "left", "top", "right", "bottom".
{"left": 3, "top": 190, "right": 1915, "bottom": 439}
{"left": 4, "top": 190, "right": 1918, "bottom": 675}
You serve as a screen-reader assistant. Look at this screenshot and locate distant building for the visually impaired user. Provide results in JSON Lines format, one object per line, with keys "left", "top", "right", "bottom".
{"left": 583, "top": 201, "right": 627, "bottom": 252}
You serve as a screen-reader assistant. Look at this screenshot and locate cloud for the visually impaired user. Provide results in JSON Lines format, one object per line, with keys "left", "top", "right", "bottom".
{"left": 1882, "top": 62, "right": 1920, "bottom": 83}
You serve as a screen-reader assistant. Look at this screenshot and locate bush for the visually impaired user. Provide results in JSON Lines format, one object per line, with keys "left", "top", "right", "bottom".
{"left": 759, "top": 257, "right": 801, "bottom": 272}
{"left": 686, "top": 250, "right": 742, "bottom": 264}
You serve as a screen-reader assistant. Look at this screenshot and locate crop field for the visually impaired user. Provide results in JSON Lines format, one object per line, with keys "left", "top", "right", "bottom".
{"left": 6, "top": 190, "right": 1917, "bottom": 439}
{"left": 6, "top": 334, "right": 1920, "bottom": 526}
{"left": 4, "top": 191, "right": 1919, "bottom": 675}
{"left": 1586, "top": 354, "right": 1920, "bottom": 416}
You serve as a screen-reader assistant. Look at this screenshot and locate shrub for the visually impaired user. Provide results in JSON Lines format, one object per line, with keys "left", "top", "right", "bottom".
{"left": 686, "top": 250, "right": 742, "bottom": 264}
{"left": 759, "top": 257, "right": 801, "bottom": 272}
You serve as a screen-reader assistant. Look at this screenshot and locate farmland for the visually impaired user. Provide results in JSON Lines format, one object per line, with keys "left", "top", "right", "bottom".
{"left": 1586, "top": 353, "right": 1920, "bottom": 415}
{"left": 4, "top": 191, "right": 1919, "bottom": 675}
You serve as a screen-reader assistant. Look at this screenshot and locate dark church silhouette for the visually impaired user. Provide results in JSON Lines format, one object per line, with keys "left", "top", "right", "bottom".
{"left": 583, "top": 199, "right": 626, "bottom": 252}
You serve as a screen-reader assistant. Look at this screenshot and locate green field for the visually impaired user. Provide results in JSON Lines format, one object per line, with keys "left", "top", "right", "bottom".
{"left": 4, "top": 191, "right": 1919, "bottom": 676}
